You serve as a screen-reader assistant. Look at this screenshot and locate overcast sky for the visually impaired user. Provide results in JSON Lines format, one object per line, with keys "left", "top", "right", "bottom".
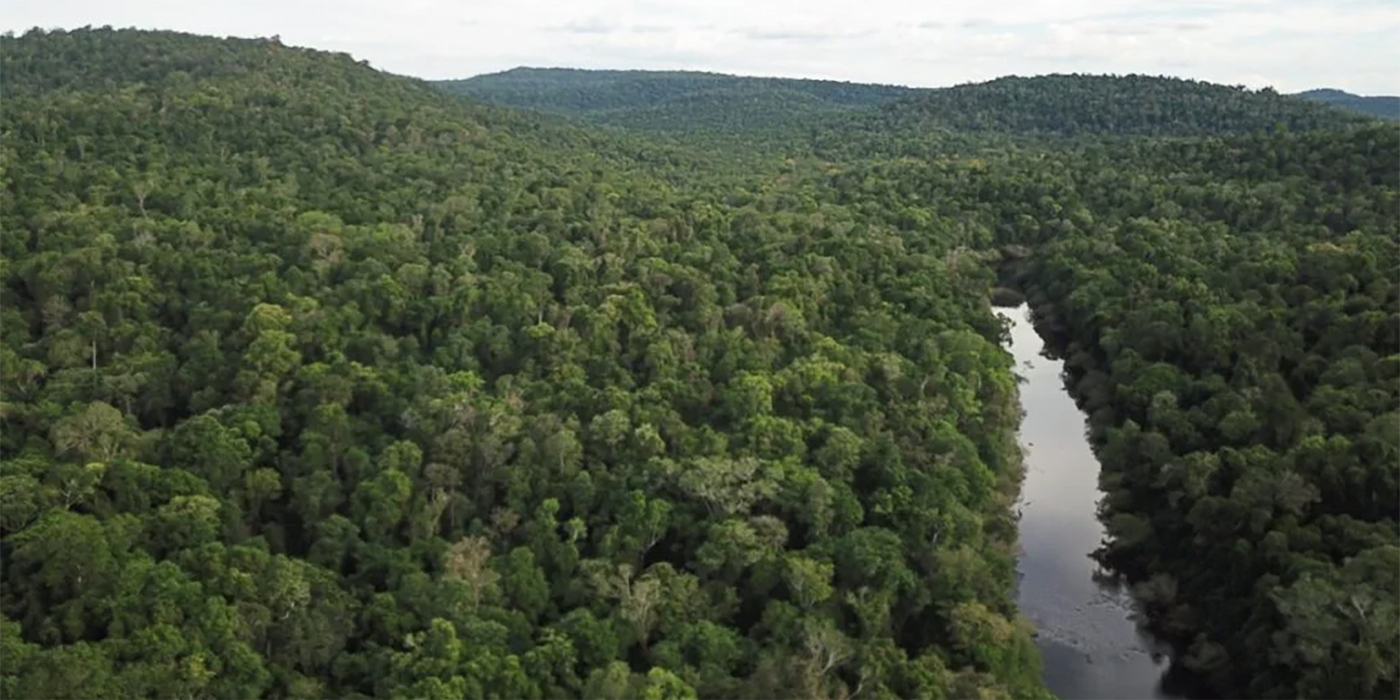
{"left": 6, "top": 0, "right": 1399, "bottom": 94}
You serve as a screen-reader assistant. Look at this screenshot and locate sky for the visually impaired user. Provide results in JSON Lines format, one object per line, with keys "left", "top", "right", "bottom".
{"left": 6, "top": 0, "right": 1399, "bottom": 95}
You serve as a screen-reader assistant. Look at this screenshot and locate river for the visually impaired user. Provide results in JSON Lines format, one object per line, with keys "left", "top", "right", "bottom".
{"left": 999, "top": 303, "right": 1181, "bottom": 700}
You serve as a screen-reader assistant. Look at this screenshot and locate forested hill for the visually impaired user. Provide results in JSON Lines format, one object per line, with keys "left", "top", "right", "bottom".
{"left": 867, "top": 74, "right": 1372, "bottom": 138}
{"left": 1294, "top": 88, "right": 1400, "bottom": 121}
{"left": 436, "top": 67, "right": 912, "bottom": 139}
{"left": 1, "top": 27, "right": 1048, "bottom": 700}
{"left": 437, "top": 67, "right": 912, "bottom": 117}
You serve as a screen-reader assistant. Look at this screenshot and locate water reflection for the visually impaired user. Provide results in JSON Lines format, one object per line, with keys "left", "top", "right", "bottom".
{"left": 1000, "top": 304, "right": 1180, "bottom": 700}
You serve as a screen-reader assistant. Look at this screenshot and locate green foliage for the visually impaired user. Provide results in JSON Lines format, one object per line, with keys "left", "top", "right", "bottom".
{"left": 1, "top": 27, "right": 1042, "bottom": 700}
{"left": 6, "top": 24, "right": 1397, "bottom": 700}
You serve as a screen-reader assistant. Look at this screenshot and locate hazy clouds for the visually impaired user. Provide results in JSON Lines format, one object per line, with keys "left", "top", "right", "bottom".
{"left": 6, "top": 0, "right": 1398, "bottom": 93}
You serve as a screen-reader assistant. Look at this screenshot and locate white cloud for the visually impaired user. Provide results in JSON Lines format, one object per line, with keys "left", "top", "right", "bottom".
{"left": 4, "top": 0, "right": 1398, "bottom": 94}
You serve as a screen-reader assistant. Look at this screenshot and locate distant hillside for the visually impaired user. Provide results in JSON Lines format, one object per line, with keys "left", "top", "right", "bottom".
{"left": 1294, "top": 88, "right": 1400, "bottom": 121}
{"left": 441, "top": 69, "right": 1378, "bottom": 155}
{"left": 868, "top": 74, "right": 1372, "bottom": 139}
{"left": 436, "top": 67, "right": 912, "bottom": 135}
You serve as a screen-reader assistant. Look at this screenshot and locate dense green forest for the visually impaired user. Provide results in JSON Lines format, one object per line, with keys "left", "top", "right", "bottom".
{"left": 3, "top": 26, "right": 1398, "bottom": 700}
{"left": 1295, "top": 89, "right": 1400, "bottom": 121}
{"left": 1, "top": 28, "right": 1045, "bottom": 700}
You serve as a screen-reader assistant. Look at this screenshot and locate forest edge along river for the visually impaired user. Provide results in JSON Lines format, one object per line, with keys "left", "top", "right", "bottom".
{"left": 999, "top": 303, "right": 1183, "bottom": 700}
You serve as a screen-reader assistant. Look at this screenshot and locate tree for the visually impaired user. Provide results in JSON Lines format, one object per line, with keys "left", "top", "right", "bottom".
{"left": 783, "top": 553, "right": 835, "bottom": 610}
{"left": 672, "top": 456, "right": 778, "bottom": 518}
{"left": 443, "top": 536, "right": 499, "bottom": 607}
{"left": 50, "top": 401, "right": 136, "bottom": 464}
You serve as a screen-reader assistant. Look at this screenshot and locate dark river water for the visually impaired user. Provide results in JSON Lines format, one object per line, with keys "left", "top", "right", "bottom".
{"left": 999, "top": 304, "right": 1181, "bottom": 700}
